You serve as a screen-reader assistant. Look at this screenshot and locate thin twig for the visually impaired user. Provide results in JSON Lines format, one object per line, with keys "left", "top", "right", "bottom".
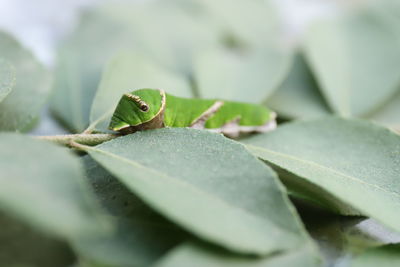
{"left": 36, "top": 133, "right": 119, "bottom": 147}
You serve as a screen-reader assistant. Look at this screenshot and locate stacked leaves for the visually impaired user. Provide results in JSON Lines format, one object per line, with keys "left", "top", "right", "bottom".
{"left": 0, "top": 0, "right": 400, "bottom": 266}
{"left": 269, "top": 1, "right": 400, "bottom": 131}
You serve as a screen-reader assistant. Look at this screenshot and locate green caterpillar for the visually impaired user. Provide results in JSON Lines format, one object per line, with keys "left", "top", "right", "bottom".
{"left": 109, "top": 88, "right": 276, "bottom": 138}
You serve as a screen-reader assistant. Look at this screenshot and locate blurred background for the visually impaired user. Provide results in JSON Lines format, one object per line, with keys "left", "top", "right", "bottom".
{"left": 0, "top": 0, "right": 339, "bottom": 135}
{"left": 0, "top": 0, "right": 336, "bottom": 66}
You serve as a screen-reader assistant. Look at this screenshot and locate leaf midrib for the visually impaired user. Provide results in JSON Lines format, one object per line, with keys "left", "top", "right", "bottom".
{"left": 246, "top": 144, "right": 400, "bottom": 200}
{"left": 87, "top": 145, "right": 300, "bottom": 239}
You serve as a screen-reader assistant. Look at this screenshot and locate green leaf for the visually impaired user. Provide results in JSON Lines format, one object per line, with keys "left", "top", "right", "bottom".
{"left": 297, "top": 201, "right": 400, "bottom": 266}
{"left": 368, "top": 88, "right": 400, "bottom": 132}
{"left": 244, "top": 118, "right": 400, "bottom": 233}
{"left": 270, "top": 165, "right": 361, "bottom": 215}
{"left": 350, "top": 244, "right": 400, "bottom": 267}
{"left": 172, "top": 0, "right": 279, "bottom": 49}
{"left": 154, "top": 241, "right": 320, "bottom": 267}
{"left": 85, "top": 128, "right": 311, "bottom": 255}
{"left": 362, "top": 0, "right": 400, "bottom": 25}
{"left": 74, "top": 156, "right": 186, "bottom": 267}
{"left": 0, "top": 31, "right": 52, "bottom": 131}
{"left": 194, "top": 46, "right": 292, "bottom": 103}
{"left": 0, "top": 133, "right": 110, "bottom": 240}
{"left": 266, "top": 52, "right": 331, "bottom": 119}
{"left": 94, "top": 1, "right": 220, "bottom": 74}
{"left": 0, "top": 212, "right": 74, "bottom": 267}
{"left": 50, "top": 10, "right": 136, "bottom": 132}
{"left": 0, "top": 58, "right": 15, "bottom": 103}
{"left": 303, "top": 7, "right": 400, "bottom": 116}
{"left": 51, "top": 46, "right": 96, "bottom": 133}
{"left": 89, "top": 52, "right": 191, "bottom": 132}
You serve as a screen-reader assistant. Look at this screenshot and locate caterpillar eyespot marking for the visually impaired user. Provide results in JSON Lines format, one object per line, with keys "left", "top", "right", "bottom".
{"left": 124, "top": 93, "right": 150, "bottom": 112}
{"left": 140, "top": 103, "right": 149, "bottom": 112}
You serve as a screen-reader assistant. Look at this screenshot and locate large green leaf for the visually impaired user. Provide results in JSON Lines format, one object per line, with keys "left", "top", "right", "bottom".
{"left": 0, "top": 31, "right": 52, "bottom": 131}
{"left": 194, "top": 46, "right": 292, "bottom": 103}
{"left": 303, "top": 7, "right": 400, "bottom": 116}
{"left": 244, "top": 118, "right": 400, "bottom": 233}
{"left": 350, "top": 244, "right": 400, "bottom": 267}
{"left": 154, "top": 242, "right": 320, "bottom": 267}
{"left": 0, "top": 58, "right": 15, "bottom": 103}
{"left": 89, "top": 52, "right": 191, "bottom": 132}
{"left": 266, "top": 53, "right": 331, "bottom": 119}
{"left": 74, "top": 157, "right": 186, "bottom": 267}
{"left": 85, "top": 128, "right": 311, "bottom": 255}
{"left": 0, "top": 133, "right": 110, "bottom": 240}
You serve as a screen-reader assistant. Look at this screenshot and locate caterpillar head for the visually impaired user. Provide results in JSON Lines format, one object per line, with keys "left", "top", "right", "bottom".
{"left": 109, "top": 88, "right": 166, "bottom": 134}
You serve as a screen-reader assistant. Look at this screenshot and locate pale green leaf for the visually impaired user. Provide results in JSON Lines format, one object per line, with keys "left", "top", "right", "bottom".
{"left": 0, "top": 58, "right": 15, "bottom": 103}
{"left": 350, "top": 244, "right": 400, "bottom": 267}
{"left": 51, "top": 10, "right": 137, "bottom": 132}
{"left": 0, "top": 31, "right": 52, "bottom": 131}
{"left": 303, "top": 8, "right": 400, "bottom": 116}
{"left": 244, "top": 118, "right": 400, "bottom": 233}
{"left": 85, "top": 128, "right": 311, "bottom": 255}
{"left": 94, "top": 1, "right": 220, "bottom": 74}
{"left": 171, "top": 0, "right": 279, "bottom": 49}
{"left": 155, "top": 242, "right": 320, "bottom": 267}
{"left": 364, "top": 0, "right": 400, "bottom": 23}
{"left": 0, "top": 133, "right": 110, "bottom": 240}
{"left": 368, "top": 88, "right": 400, "bottom": 132}
{"left": 266, "top": 53, "right": 331, "bottom": 119}
{"left": 194, "top": 46, "right": 292, "bottom": 103}
{"left": 271, "top": 165, "right": 361, "bottom": 215}
{"left": 74, "top": 157, "right": 186, "bottom": 267}
{"left": 89, "top": 52, "right": 191, "bottom": 132}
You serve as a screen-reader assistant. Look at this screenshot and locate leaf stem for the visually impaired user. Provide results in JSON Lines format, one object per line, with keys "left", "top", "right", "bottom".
{"left": 36, "top": 133, "right": 119, "bottom": 147}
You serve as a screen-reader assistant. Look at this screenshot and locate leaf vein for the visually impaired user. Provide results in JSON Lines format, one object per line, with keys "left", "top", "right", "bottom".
{"left": 247, "top": 144, "right": 400, "bottom": 199}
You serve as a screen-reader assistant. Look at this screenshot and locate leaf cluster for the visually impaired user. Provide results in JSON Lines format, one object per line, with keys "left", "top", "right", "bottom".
{"left": 0, "top": 0, "right": 400, "bottom": 266}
